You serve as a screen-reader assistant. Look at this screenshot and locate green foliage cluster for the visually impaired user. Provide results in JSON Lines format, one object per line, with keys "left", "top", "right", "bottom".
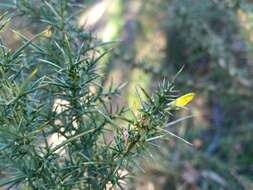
{"left": 0, "top": 1, "right": 189, "bottom": 189}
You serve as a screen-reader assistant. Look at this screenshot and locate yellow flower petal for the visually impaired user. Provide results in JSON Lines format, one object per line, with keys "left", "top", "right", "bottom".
{"left": 43, "top": 27, "right": 52, "bottom": 38}
{"left": 132, "top": 99, "right": 140, "bottom": 111}
{"left": 175, "top": 92, "right": 195, "bottom": 107}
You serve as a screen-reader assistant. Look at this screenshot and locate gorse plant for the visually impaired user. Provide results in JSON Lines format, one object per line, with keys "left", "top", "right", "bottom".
{"left": 0, "top": 1, "right": 193, "bottom": 189}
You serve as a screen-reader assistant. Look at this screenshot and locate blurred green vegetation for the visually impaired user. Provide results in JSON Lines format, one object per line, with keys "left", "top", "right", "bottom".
{"left": 1, "top": 0, "right": 253, "bottom": 189}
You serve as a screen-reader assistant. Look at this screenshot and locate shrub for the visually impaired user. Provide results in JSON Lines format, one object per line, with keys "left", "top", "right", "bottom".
{"left": 0, "top": 1, "right": 192, "bottom": 189}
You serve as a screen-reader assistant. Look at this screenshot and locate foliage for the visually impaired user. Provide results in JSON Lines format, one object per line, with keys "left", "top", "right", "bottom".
{"left": 0, "top": 1, "right": 191, "bottom": 189}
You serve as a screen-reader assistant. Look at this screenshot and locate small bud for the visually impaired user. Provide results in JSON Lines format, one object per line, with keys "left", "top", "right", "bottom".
{"left": 167, "top": 92, "right": 196, "bottom": 110}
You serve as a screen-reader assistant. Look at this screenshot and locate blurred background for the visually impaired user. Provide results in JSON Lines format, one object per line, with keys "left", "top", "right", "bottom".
{"left": 1, "top": 0, "right": 253, "bottom": 189}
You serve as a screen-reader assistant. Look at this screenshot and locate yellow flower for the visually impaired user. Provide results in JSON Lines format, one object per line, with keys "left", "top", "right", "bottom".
{"left": 168, "top": 93, "right": 196, "bottom": 110}
{"left": 131, "top": 99, "right": 140, "bottom": 112}
{"left": 175, "top": 92, "right": 195, "bottom": 107}
{"left": 43, "top": 26, "right": 52, "bottom": 38}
